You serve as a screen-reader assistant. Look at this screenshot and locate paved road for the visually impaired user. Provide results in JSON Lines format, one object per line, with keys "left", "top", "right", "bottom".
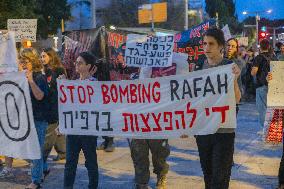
{"left": 0, "top": 102, "right": 282, "bottom": 189}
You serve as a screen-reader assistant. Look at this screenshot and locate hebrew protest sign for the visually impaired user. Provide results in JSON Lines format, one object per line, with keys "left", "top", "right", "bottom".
{"left": 7, "top": 19, "right": 37, "bottom": 42}
{"left": 58, "top": 64, "right": 236, "bottom": 138}
{"left": 125, "top": 34, "right": 174, "bottom": 67}
{"left": 174, "top": 19, "right": 216, "bottom": 70}
{"left": 0, "top": 32, "right": 18, "bottom": 73}
{"left": 267, "top": 61, "right": 284, "bottom": 108}
{"left": 0, "top": 72, "right": 40, "bottom": 159}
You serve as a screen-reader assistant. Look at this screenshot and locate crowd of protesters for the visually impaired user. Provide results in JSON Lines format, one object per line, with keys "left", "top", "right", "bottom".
{"left": 0, "top": 27, "right": 284, "bottom": 189}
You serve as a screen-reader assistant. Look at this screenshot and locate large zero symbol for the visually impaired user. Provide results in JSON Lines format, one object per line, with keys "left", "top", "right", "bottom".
{"left": 0, "top": 81, "right": 31, "bottom": 141}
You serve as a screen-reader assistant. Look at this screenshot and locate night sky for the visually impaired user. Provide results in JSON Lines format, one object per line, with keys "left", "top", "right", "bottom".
{"left": 234, "top": 0, "right": 284, "bottom": 21}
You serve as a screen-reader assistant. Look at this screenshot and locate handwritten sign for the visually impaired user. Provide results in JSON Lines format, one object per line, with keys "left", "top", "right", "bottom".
{"left": 237, "top": 37, "right": 249, "bottom": 47}
{"left": 58, "top": 64, "right": 236, "bottom": 138}
{"left": 267, "top": 61, "right": 284, "bottom": 108}
{"left": 222, "top": 24, "right": 232, "bottom": 41}
{"left": 7, "top": 19, "right": 37, "bottom": 42}
{"left": 0, "top": 32, "right": 18, "bottom": 73}
{"left": 125, "top": 34, "right": 174, "bottom": 67}
{"left": 0, "top": 72, "right": 40, "bottom": 159}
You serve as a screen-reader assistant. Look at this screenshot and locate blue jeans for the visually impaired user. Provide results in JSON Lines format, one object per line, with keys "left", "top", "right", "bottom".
{"left": 64, "top": 135, "right": 98, "bottom": 189}
{"left": 256, "top": 85, "right": 268, "bottom": 128}
{"left": 31, "top": 121, "right": 48, "bottom": 184}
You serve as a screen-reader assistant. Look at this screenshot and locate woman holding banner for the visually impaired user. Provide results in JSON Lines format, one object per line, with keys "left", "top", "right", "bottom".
{"left": 17, "top": 48, "right": 49, "bottom": 189}
{"left": 63, "top": 52, "right": 100, "bottom": 189}
{"left": 40, "top": 48, "right": 67, "bottom": 179}
{"left": 194, "top": 28, "right": 241, "bottom": 189}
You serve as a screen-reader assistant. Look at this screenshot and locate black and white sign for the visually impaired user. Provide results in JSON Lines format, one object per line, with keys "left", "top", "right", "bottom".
{"left": 125, "top": 34, "right": 174, "bottom": 67}
{"left": 0, "top": 72, "right": 40, "bottom": 159}
{"left": 7, "top": 19, "right": 37, "bottom": 42}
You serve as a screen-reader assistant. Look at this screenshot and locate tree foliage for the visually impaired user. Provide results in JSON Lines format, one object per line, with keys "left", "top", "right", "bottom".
{"left": 0, "top": 0, "right": 71, "bottom": 39}
{"left": 205, "top": 0, "right": 242, "bottom": 34}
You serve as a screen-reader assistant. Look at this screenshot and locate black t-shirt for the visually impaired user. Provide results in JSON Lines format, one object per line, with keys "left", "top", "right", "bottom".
{"left": 30, "top": 72, "right": 49, "bottom": 121}
{"left": 252, "top": 52, "right": 271, "bottom": 88}
{"left": 45, "top": 66, "right": 66, "bottom": 123}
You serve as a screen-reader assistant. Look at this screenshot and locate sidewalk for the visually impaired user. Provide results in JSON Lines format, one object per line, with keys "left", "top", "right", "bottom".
{"left": 0, "top": 102, "right": 282, "bottom": 189}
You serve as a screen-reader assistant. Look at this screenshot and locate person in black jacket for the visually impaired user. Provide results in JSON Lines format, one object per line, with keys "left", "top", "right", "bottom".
{"left": 40, "top": 48, "right": 67, "bottom": 178}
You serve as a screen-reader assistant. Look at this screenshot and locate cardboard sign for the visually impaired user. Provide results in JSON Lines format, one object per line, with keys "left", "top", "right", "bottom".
{"left": 125, "top": 34, "right": 174, "bottom": 67}
{"left": 0, "top": 32, "right": 18, "bottom": 73}
{"left": 7, "top": 19, "right": 37, "bottom": 42}
{"left": 58, "top": 64, "right": 236, "bottom": 138}
{"left": 0, "top": 72, "right": 40, "bottom": 159}
{"left": 267, "top": 61, "right": 284, "bottom": 108}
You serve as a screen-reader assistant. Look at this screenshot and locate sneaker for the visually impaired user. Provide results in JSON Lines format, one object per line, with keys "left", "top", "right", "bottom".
{"left": 156, "top": 175, "right": 167, "bottom": 189}
{"left": 104, "top": 141, "right": 115, "bottom": 152}
{"left": 134, "top": 183, "right": 152, "bottom": 189}
{"left": 96, "top": 141, "right": 107, "bottom": 150}
{"left": 0, "top": 168, "right": 13, "bottom": 178}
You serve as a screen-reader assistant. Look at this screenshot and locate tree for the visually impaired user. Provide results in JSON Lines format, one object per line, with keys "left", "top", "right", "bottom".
{"left": 205, "top": 0, "right": 242, "bottom": 34}
{"left": 0, "top": 0, "right": 71, "bottom": 39}
{"left": 0, "top": 0, "right": 37, "bottom": 29}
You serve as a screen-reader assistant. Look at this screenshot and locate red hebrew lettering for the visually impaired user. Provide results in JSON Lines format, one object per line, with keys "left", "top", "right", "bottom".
{"left": 186, "top": 102, "right": 197, "bottom": 128}
{"left": 140, "top": 113, "right": 151, "bottom": 132}
{"left": 152, "top": 113, "right": 162, "bottom": 132}
{"left": 59, "top": 85, "right": 67, "bottom": 103}
{"left": 134, "top": 114, "right": 140, "bottom": 132}
{"left": 101, "top": 84, "right": 110, "bottom": 104}
{"left": 205, "top": 108, "right": 210, "bottom": 116}
{"left": 212, "top": 106, "right": 230, "bottom": 123}
{"left": 175, "top": 111, "right": 186, "bottom": 129}
{"left": 122, "top": 113, "right": 133, "bottom": 132}
{"left": 164, "top": 112, "right": 173, "bottom": 130}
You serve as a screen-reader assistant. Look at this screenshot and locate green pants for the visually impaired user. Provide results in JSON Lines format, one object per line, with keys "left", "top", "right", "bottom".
{"left": 130, "top": 139, "right": 170, "bottom": 185}
{"left": 43, "top": 122, "right": 66, "bottom": 161}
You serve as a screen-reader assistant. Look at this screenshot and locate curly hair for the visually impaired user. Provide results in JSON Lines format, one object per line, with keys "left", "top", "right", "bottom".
{"left": 19, "top": 48, "right": 42, "bottom": 72}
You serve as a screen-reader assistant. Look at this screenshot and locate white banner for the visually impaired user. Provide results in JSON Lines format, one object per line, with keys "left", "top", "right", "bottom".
{"left": 58, "top": 64, "right": 236, "bottom": 138}
{"left": 267, "top": 61, "right": 284, "bottom": 108}
{"left": 125, "top": 34, "right": 174, "bottom": 67}
{"left": 0, "top": 72, "right": 40, "bottom": 159}
{"left": 7, "top": 19, "right": 37, "bottom": 42}
{"left": 0, "top": 32, "right": 18, "bottom": 73}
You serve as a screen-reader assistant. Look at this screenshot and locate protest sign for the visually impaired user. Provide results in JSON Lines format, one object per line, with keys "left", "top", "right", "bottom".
{"left": 125, "top": 34, "right": 174, "bottom": 67}
{"left": 237, "top": 37, "right": 249, "bottom": 47}
{"left": 0, "top": 32, "right": 18, "bottom": 73}
{"left": 7, "top": 19, "right": 37, "bottom": 42}
{"left": 107, "top": 31, "right": 139, "bottom": 81}
{"left": 222, "top": 24, "right": 232, "bottom": 41}
{"left": 174, "top": 19, "right": 216, "bottom": 70}
{"left": 267, "top": 61, "right": 284, "bottom": 108}
{"left": 58, "top": 64, "right": 236, "bottom": 138}
{"left": 0, "top": 72, "right": 40, "bottom": 159}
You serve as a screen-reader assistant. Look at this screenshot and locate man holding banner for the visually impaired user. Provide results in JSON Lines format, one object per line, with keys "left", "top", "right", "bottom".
{"left": 195, "top": 28, "right": 241, "bottom": 189}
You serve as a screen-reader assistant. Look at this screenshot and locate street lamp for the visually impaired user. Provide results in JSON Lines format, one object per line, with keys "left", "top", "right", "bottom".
{"left": 242, "top": 9, "right": 272, "bottom": 44}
